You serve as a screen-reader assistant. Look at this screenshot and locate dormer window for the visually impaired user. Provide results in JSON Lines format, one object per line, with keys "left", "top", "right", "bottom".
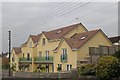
{"left": 56, "top": 30, "right": 61, "bottom": 34}
{"left": 80, "top": 36, "right": 87, "bottom": 40}
{"left": 42, "top": 38, "right": 46, "bottom": 45}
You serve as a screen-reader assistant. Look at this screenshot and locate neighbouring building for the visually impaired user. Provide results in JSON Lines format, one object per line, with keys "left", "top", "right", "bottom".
{"left": 86, "top": 36, "right": 120, "bottom": 63}
{"left": 0, "top": 52, "right": 9, "bottom": 69}
{"left": 10, "top": 23, "right": 113, "bottom": 73}
{"left": 109, "top": 36, "right": 120, "bottom": 51}
{"left": 109, "top": 36, "right": 120, "bottom": 45}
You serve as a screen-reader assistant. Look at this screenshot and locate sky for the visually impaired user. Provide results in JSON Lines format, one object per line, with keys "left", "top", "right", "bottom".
{"left": 1, "top": 1, "right": 118, "bottom": 53}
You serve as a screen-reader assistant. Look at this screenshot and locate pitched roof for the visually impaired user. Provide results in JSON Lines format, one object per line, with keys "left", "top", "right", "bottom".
{"left": 13, "top": 47, "right": 22, "bottom": 54}
{"left": 30, "top": 34, "right": 41, "bottom": 43}
{"left": 0, "top": 52, "right": 8, "bottom": 57}
{"left": 109, "top": 36, "right": 120, "bottom": 43}
{"left": 64, "top": 29, "right": 100, "bottom": 49}
{"left": 22, "top": 34, "right": 41, "bottom": 46}
{"left": 43, "top": 23, "right": 86, "bottom": 40}
{"left": 21, "top": 23, "right": 86, "bottom": 46}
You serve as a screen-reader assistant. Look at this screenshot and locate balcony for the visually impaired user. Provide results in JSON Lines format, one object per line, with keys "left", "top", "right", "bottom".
{"left": 61, "top": 54, "right": 67, "bottom": 62}
{"left": 34, "top": 56, "right": 53, "bottom": 63}
{"left": 19, "top": 57, "right": 32, "bottom": 62}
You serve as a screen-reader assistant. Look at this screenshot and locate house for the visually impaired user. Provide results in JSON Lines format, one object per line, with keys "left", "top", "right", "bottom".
{"left": 10, "top": 47, "right": 22, "bottom": 71}
{"left": 109, "top": 36, "right": 120, "bottom": 51}
{"left": 109, "top": 36, "right": 120, "bottom": 45}
{"left": 53, "top": 29, "right": 112, "bottom": 70}
{"left": 10, "top": 23, "right": 113, "bottom": 73}
{"left": 0, "top": 52, "right": 9, "bottom": 69}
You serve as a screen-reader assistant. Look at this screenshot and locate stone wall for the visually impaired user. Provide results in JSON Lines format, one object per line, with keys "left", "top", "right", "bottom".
{"left": 14, "top": 69, "right": 78, "bottom": 78}
{"left": 89, "top": 45, "right": 120, "bottom": 63}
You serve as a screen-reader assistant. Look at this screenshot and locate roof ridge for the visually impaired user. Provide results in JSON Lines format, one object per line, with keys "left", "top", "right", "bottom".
{"left": 45, "top": 23, "right": 81, "bottom": 32}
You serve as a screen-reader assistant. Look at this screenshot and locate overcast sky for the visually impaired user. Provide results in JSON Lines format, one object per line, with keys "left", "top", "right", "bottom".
{"left": 1, "top": 2, "right": 118, "bottom": 53}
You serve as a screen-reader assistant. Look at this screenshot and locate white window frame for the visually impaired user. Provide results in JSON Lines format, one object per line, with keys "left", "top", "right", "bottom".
{"left": 67, "top": 64, "right": 72, "bottom": 71}
{"left": 62, "top": 48, "right": 67, "bottom": 55}
{"left": 45, "top": 51, "right": 49, "bottom": 60}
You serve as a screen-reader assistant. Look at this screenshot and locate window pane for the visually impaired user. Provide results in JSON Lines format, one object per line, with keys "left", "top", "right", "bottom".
{"left": 46, "top": 51, "right": 49, "bottom": 60}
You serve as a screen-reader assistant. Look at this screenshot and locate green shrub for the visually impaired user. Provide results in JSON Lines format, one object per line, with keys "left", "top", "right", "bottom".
{"left": 78, "top": 64, "right": 96, "bottom": 76}
{"left": 40, "top": 66, "right": 46, "bottom": 72}
{"left": 96, "top": 56, "right": 120, "bottom": 80}
{"left": 34, "top": 66, "right": 46, "bottom": 73}
{"left": 112, "top": 50, "right": 120, "bottom": 61}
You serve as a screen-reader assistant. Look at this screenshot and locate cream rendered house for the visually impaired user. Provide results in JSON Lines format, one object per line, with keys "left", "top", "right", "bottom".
{"left": 10, "top": 47, "right": 22, "bottom": 71}
{"left": 10, "top": 23, "right": 112, "bottom": 73}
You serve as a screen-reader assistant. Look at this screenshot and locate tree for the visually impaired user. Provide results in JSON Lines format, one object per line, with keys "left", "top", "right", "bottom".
{"left": 96, "top": 56, "right": 120, "bottom": 80}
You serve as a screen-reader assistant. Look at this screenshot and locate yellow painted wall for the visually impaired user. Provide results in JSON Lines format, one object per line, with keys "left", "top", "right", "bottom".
{"left": 21, "top": 37, "right": 36, "bottom": 72}
{"left": 36, "top": 26, "right": 87, "bottom": 72}
{"left": 37, "top": 34, "right": 60, "bottom": 57}
{"left": 77, "top": 31, "right": 112, "bottom": 63}
{"left": 36, "top": 34, "right": 59, "bottom": 72}
{"left": 32, "top": 46, "right": 37, "bottom": 71}
{"left": 54, "top": 40, "right": 77, "bottom": 72}
{"left": 10, "top": 50, "right": 21, "bottom": 71}
{"left": 13, "top": 24, "right": 113, "bottom": 73}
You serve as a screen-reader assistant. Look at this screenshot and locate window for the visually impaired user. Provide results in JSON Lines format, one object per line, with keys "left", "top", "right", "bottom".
{"left": 27, "top": 53, "right": 30, "bottom": 60}
{"left": 38, "top": 51, "right": 42, "bottom": 57}
{"left": 67, "top": 65, "right": 72, "bottom": 71}
{"left": 56, "top": 30, "right": 62, "bottom": 34}
{"left": 58, "top": 64, "right": 62, "bottom": 71}
{"left": 45, "top": 51, "right": 49, "bottom": 60}
{"left": 42, "top": 38, "right": 46, "bottom": 45}
{"left": 61, "top": 48, "right": 67, "bottom": 61}
{"left": 58, "top": 64, "right": 62, "bottom": 67}
{"left": 62, "top": 48, "right": 67, "bottom": 55}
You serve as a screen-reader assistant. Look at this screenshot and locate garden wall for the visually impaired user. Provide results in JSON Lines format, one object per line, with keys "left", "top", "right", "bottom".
{"left": 14, "top": 69, "right": 78, "bottom": 78}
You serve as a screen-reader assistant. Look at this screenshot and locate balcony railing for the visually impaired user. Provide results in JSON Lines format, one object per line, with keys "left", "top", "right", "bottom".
{"left": 34, "top": 56, "right": 53, "bottom": 63}
{"left": 19, "top": 57, "right": 32, "bottom": 62}
{"left": 61, "top": 54, "right": 67, "bottom": 62}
